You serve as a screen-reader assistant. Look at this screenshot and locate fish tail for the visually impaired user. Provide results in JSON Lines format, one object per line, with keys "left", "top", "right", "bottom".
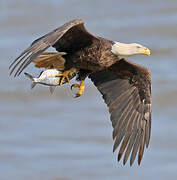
{"left": 24, "top": 72, "right": 37, "bottom": 89}
{"left": 31, "top": 82, "right": 37, "bottom": 89}
{"left": 49, "top": 86, "right": 56, "bottom": 94}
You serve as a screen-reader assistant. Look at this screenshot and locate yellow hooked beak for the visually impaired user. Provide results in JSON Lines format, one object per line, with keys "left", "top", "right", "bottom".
{"left": 140, "top": 47, "right": 151, "bottom": 56}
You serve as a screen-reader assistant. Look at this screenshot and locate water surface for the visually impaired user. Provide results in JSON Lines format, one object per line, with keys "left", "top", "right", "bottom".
{"left": 1, "top": 0, "right": 177, "bottom": 180}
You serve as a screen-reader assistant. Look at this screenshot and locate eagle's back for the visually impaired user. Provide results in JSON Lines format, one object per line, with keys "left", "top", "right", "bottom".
{"left": 65, "top": 38, "right": 118, "bottom": 71}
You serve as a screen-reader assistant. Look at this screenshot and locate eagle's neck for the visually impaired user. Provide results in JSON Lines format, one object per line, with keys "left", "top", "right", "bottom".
{"left": 111, "top": 41, "right": 138, "bottom": 59}
{"left": 111, "top": 42, "right": 129, "bottom": 59}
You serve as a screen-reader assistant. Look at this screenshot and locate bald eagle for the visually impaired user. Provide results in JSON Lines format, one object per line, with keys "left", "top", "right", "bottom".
{"left": 9, "top": 19, "right": 151, "bottom": 166}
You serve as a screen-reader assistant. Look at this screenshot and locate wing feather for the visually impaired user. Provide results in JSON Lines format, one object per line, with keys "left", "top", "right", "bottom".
{"left": 33, "top": 52, "right": 66, "bottom": 69}
{"left": 89, "top": 59, "right": 152, "bottom": 165}
{"left": 130, "top": 129, "right": 142, "bottom": 166}
{"left": 118, "top": 112, "right": 140, "bottom": 161}
{"left": 9, "top": 19, "right": 98, "bottom": 76}
{"left": 123, "top": 129, "right": 138, "bottom": 165}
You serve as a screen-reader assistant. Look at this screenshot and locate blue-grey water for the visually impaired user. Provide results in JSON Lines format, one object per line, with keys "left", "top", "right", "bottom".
{"left": 1, "top": 0, "right": 177, "bottom": 180}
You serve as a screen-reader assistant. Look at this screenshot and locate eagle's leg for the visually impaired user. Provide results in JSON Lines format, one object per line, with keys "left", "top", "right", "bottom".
{"left": 71, "top": 80, "right": 85, "bottom": 98}
{"left": 71, "top": 69, "right": 91, "bottom": 98}
{"left": 55, "top": 70, "right": 70, "bottom": 86}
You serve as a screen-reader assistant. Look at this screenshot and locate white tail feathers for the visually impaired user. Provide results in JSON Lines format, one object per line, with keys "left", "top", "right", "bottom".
{"left": 24, "top": 72, "right": 37, "bottom": 89}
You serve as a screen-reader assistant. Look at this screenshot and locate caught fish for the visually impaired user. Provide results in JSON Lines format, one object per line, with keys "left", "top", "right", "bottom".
{"left": 24, "top": 69, "right": 63, "bottom": 94}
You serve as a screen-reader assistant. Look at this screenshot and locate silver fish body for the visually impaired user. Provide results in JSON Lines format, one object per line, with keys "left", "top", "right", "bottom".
{"left": 33, "top": 69, "right": 62, "bottom": 86}
{"left": 24, "top": 69, "right": 62, "bottom": 93}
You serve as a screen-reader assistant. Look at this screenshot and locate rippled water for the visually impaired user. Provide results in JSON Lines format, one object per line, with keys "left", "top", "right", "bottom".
{"left": 1, "top": 0, "right": 177, "bottom": 180}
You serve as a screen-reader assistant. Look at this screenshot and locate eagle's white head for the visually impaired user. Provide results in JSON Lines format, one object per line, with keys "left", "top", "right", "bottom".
{"left": 111, "top": 42, "right": 150, "bottom": 59}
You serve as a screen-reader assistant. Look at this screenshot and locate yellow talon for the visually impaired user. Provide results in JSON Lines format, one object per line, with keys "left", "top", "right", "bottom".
{"left": 71, "top": 80, "right": 85, "bottom": 98}
{"left": 55, "top": 70, "right": 70, "bottom": 86}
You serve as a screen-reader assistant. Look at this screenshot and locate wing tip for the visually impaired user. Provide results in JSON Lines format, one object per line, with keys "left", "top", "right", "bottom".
{"left": 118, "top": 152, "right": 122, "bottom": 162}
{"left": 123, "top": 157, "right": 127, "bottom": 165}
{"left": 138, "top": 154, "right": 143, "bottom": 165}
{"left": 113, "top": 145, "right": 116, "bottom": 153}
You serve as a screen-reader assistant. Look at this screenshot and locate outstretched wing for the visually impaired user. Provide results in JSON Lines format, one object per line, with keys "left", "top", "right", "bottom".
{"left": 9, "top": 19, "right": 98, "bottom": 77}
{"left": 89, "top": 59, "right": 151, "bottom": 166}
